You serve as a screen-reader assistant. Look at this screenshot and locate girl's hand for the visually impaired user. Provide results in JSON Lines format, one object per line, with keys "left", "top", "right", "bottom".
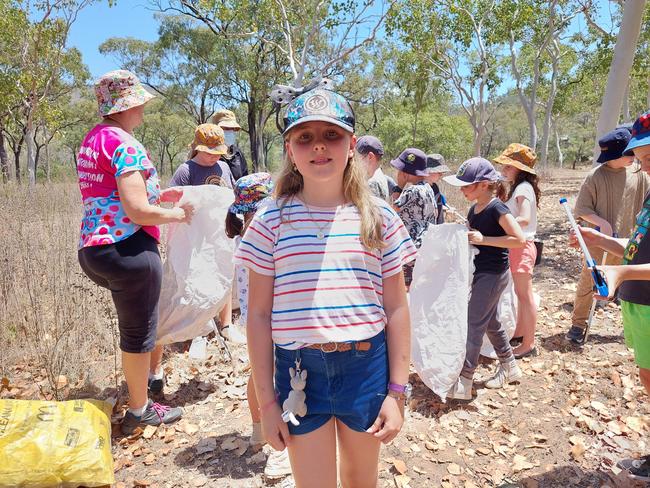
{"left": 468, "top": 230, "right": 484, "bottom": 244}
{"left": 261, "top": 403, "right": 291, "bottom": 451}
{"left": 569, "top": 226, "right": 604, "bottom": 249}
{"left": 178, "top": 201, "right": 195, "bottom": 224}
{"left": 366, "top": 395, "right": 404, "bottom": 444}
{"left": 594, "top": 265, "right": 623, "bottom": 300}
{"left": 160, "top": 187, "right": 184, "bottom": 203}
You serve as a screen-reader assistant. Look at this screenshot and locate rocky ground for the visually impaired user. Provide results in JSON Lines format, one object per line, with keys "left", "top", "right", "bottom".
{"left": 2, "top": 168, "right": 649, "bottom": 487}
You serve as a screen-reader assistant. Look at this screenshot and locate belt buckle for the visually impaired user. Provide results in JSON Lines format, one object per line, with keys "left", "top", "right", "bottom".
{"left": 320, "top": 342, "right": 338, "bottom": 353}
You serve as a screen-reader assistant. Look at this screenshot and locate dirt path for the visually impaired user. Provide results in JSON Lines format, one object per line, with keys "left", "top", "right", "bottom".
{"left": 4, "top": 169, "right": 649, "bottom": 487}
{"left": 110, "top": 168, "right": 648, "bottom": 488}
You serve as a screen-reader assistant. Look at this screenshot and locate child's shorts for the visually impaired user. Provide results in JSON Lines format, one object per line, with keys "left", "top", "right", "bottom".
{"left": 509, "top": 240, "right": 537, "bottom": 275}
{"left": 622, "top": 300, "right": 650, "bottom": 369}
{"left": 274, "top": 330, "right": 389, "bottom": 435}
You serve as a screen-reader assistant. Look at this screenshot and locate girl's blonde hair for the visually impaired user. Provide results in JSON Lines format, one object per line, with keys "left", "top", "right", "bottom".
{"left": 274, "top": 134, "right": 384, "bottom": 250}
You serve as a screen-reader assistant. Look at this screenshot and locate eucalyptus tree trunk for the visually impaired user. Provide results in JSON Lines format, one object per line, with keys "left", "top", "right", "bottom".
{"left": 622, "top": 81, "right": 631, "bottom": 121}
{"left": 0, "top": 130, "right": 9, "bottom": 183}
{"left": 26, "top": 115, "right": 36, "bottom": 188}
{"left": 592, "top": 0, "right": 646, "bottom": 165}
{"left": 554, "top": 125, "right": 564, "bottom": 168}
{"left": 540, "top": 41, "right": 561, "bottom": 168}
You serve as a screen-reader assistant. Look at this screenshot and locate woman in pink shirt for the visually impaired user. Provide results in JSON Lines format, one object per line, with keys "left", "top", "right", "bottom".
{"left": 77, "top": 70, "right": 193, "bottom": 435}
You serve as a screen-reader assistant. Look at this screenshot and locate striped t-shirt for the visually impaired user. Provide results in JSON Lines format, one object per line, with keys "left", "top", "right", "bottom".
{"left": 233, "top": 196, "right": 416, "bottom": 349}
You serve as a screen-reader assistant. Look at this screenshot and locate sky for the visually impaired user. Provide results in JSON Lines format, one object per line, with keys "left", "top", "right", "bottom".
{"left": 68, "top": 1, "right": 160, "bottom": 79}
{"left": 68, "top": 1, "right": 618, "bottom": 82}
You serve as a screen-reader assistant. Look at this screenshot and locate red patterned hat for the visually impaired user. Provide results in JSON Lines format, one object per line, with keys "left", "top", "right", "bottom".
{"left": 624, "top": 110, "right": 650, "bottom": 155}
{"left": 228, "top": 173, "right": 274, "bottom": 215}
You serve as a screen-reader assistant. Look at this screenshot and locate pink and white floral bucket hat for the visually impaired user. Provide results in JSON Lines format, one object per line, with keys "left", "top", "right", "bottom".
{"left": 94, "top": 70, "right": 155, "bottom": 117}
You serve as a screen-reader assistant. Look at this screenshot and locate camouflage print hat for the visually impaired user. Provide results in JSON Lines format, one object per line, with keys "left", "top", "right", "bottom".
{"left": 94, "top": 70, "right": 155, "bottom": 117}
{"left": 493, "top": 143, "right": 537, "bottom": 175}
{"left": 190, "top": 124, "right": 228, "bottom": 156}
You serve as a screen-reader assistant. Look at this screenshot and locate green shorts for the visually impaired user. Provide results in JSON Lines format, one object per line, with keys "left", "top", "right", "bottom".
{"left": 622, "top": 300, "right": 650, "bottom": 370}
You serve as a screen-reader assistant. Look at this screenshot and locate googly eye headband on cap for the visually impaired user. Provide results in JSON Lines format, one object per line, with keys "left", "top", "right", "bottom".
{"left": 281, "top": 88, "right": 355, "bottom": 135}
{"left": 269, "top": 78, "right": 355, "bottom": 136}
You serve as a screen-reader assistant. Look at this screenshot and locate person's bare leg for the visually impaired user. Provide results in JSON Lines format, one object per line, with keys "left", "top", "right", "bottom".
{"left": 122, "top": 351, "right": 150, "bottom": 409}
{"left": 337, "top": 420, "right": 381, "bottom": 488}
{"left": 218, "top": 292, "right": 233, "bottom": 332}
{"left": 287, "top": 418, "right": 337, "bottom": 488}
{"left": 149, "top": 344, "right": 164, "bottom": 375}
{"left": 571, "top": 247, "right": 605, "bottom": 328}
{"left": 248, "top": 376, "right": 260, "bottom": 423}
{"left": 511, "top": 272, "right": 537, "bottom": 354}
{"left": 639, "top": 367, "right": 650, "bottom": 396}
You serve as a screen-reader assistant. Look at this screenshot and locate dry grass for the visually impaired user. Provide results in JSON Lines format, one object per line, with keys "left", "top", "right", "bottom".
{"left": 0, "top": 182, "right": 117, "bottom": 398}
{"left": 0, "top": 167, "right": 567, "bottom": 399}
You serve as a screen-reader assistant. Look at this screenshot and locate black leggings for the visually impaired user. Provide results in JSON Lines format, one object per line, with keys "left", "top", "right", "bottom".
{"left": 78, "top": 230, "right": 162, "bottom": 353}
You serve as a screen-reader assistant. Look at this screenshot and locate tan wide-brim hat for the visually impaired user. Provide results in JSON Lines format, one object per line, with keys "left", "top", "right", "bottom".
{"left": 211, "top": 109, "right": 241, "bottom": 130}
{"left": 493, "top": 143, "right": 537, "bottom": 175}
{"left": 190, "top": 123, "right": 228, "bottom": 155}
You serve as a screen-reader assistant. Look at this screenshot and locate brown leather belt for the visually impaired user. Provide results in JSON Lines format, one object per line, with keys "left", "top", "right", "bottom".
{"left": 305, "top": 340, "right": 372, "bottom": 353}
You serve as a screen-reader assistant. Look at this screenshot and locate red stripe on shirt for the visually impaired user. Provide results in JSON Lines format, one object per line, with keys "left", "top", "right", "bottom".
{"left": 272, "top": 317, "right": 385, "bottom": 331}
{"left": 275, "top": 249, "right": 380, "bottom": 261}
{"left": 238, "top": 256, "right": 274, "bottom": 272}
{"left": 383, "top": 249, "right": 418, "bottom": 275}
{"left": 273, "top": 285, "right": 380, "bottom": 297}
{"left": 250, "top": 225, "right": 274, "bottom": 243}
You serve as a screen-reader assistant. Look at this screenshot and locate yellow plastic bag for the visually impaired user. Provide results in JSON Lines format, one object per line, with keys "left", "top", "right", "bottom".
{"left": 0, "top": 399, "right": 114, "bottom": 487}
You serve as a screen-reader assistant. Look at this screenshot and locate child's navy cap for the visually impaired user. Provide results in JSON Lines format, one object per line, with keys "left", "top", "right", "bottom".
{"left": 390, "top": 148, "right": 428, "bottom": 177}
{"left": 443, "top": 157, "right": 503, "bottom": 187}
{"left": 624, "top": 111, "right": 650, "bottom": 156}
{"left": 283, "top": 88, "right": 355, "bottom": 136}
{"left": 356, "top": 135, "right": 384, "bottom": 157}
{"left": 597, "top": 128, "right": 632, "bottom": 163}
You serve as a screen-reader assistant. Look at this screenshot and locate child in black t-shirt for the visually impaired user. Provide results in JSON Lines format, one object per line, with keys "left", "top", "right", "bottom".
{"left": 444, "top": 157, "right": 526, "bottom": 401}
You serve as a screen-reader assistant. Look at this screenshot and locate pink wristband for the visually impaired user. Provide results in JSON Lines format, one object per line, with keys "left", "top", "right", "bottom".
{"left": 259, "top": 395, "right": 279, "bottom": 413}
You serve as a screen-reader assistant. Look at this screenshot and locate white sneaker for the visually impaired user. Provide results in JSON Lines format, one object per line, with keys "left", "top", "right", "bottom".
{"left": 485, "top": 361, "right": 523, "bottom": 389}
{"left": 264, "top": 448, "right": 292, "bottom": 478}
{"left": 447, "top": 376, "right": 473, "bottom": 400}
{"left": 279, "top": 477, "right": 296, "bottom": 488}
{"left": 228, "top": 324, "right": 247, "bottom": 344}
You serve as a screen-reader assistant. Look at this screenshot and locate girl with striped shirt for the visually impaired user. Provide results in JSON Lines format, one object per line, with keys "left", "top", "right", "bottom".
{"left": 234, "top": 87, "right": 415, "bottom": 488}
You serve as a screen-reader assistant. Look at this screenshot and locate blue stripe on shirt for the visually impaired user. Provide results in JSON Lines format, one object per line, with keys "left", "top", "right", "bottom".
{"left": 272, "top": 303, "right": 383, "bottom": 314}
{"left": 275, "top": 267, "right": 383, "bottom": 280}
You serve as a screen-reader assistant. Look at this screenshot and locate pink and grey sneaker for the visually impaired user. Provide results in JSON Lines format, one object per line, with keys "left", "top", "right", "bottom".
{"left": 120, "top": 399, "right": 183, "bottom": 435}
{"left": 618, "top": 455, "right": 650, "bottom": 482}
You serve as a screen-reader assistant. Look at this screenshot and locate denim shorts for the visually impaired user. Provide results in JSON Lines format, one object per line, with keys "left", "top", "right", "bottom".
{"left": 274, "top": 330, "right": 389, "bottom": 435}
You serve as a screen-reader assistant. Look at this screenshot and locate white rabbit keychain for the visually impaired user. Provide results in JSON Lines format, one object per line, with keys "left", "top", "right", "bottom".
{"left": 282, "top": 358, "right": 307, "bottom": 426}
